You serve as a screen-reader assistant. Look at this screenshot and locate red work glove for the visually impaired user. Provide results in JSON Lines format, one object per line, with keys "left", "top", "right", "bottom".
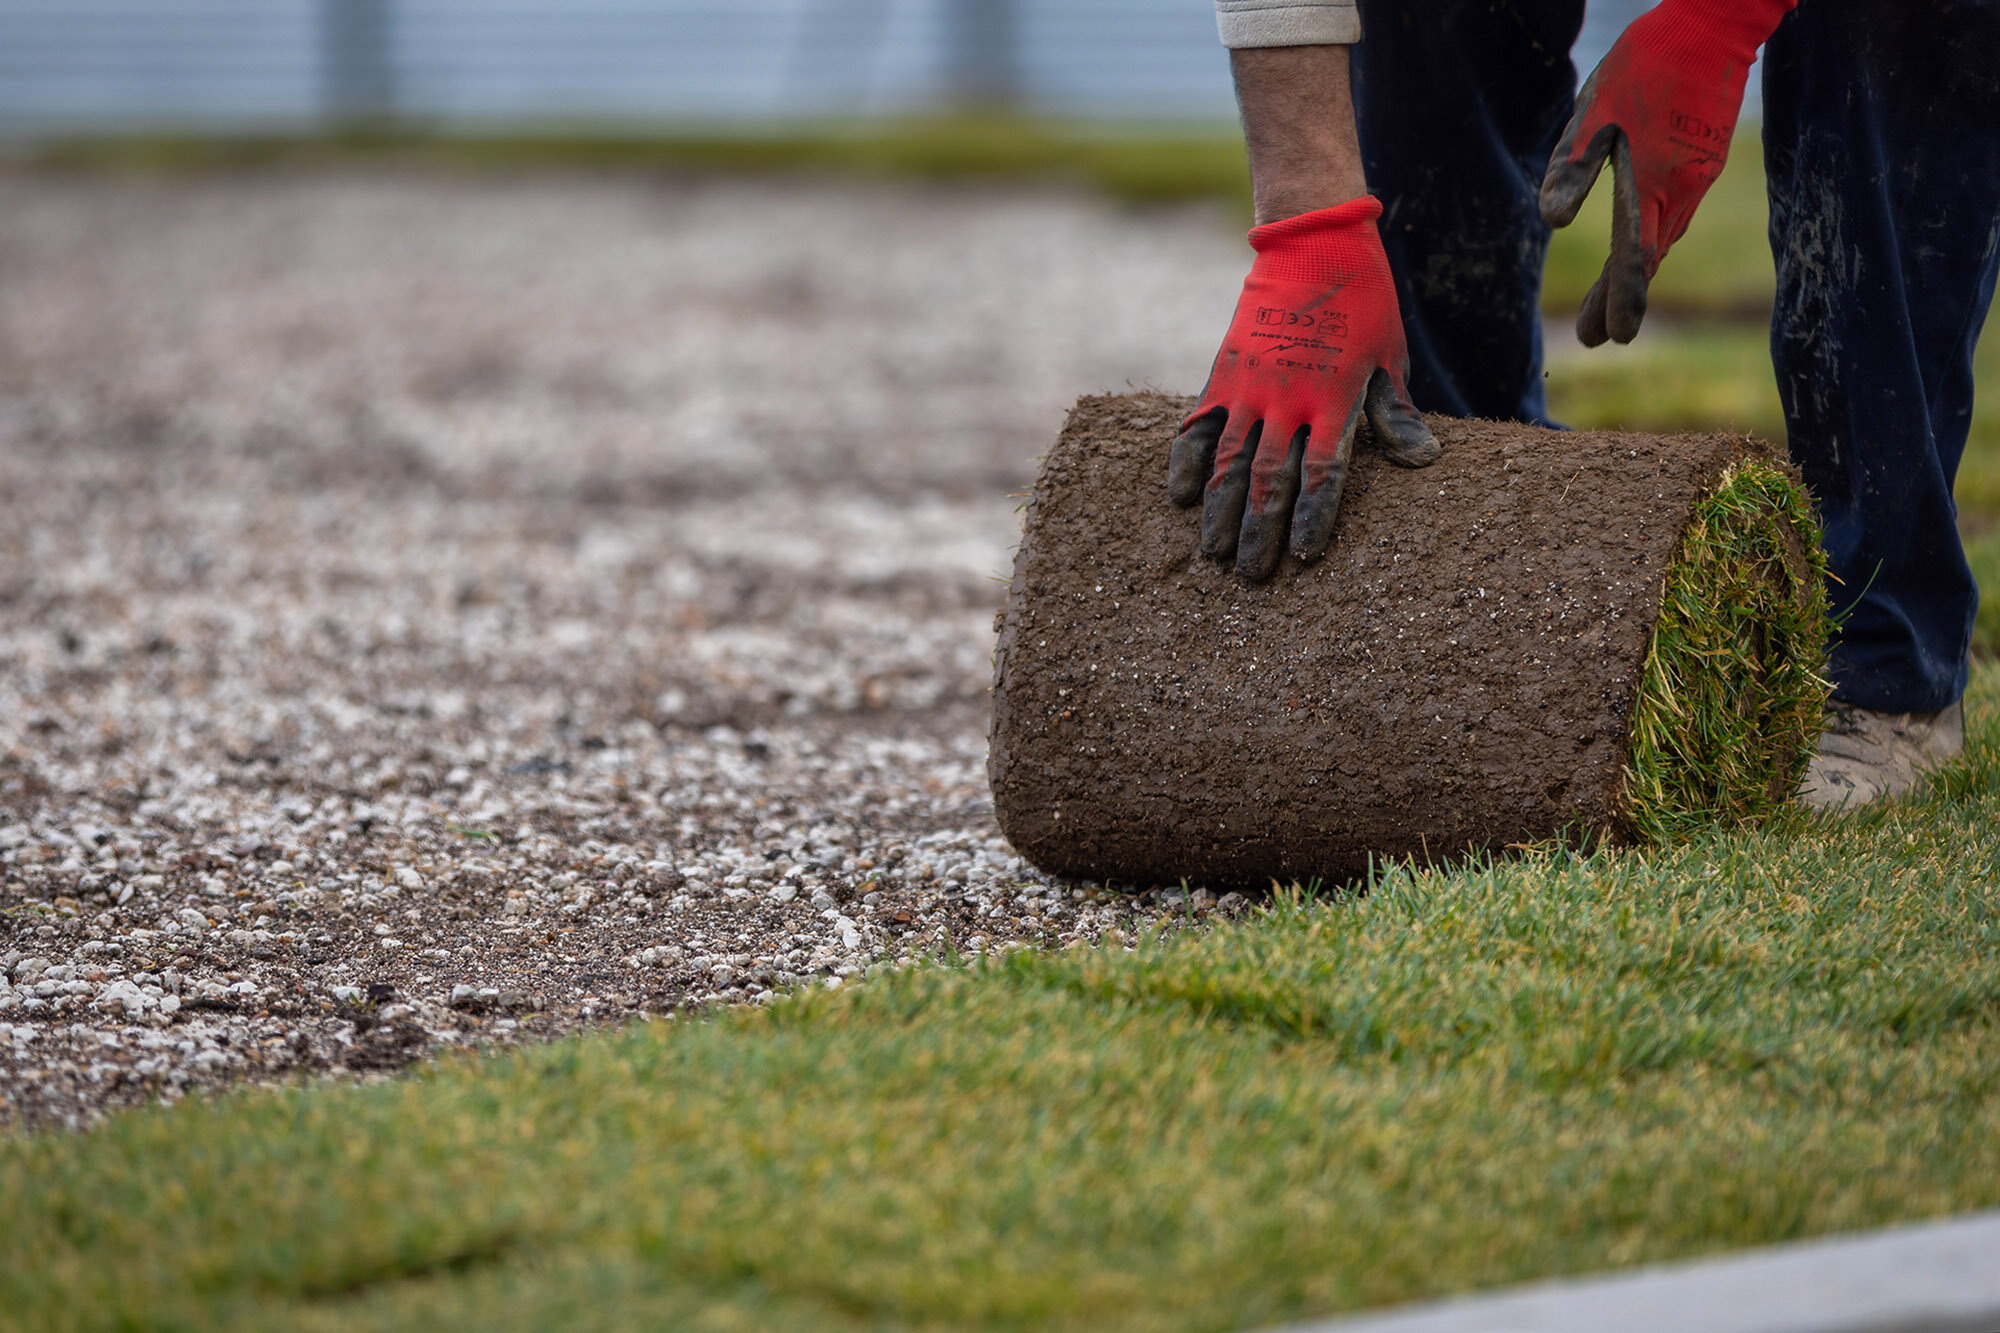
{"left": 1168, "top": 196, "right": 1438, "bottom": 582}
{"left": 1539, "top": 0, "right": 1795, "bottom": 345}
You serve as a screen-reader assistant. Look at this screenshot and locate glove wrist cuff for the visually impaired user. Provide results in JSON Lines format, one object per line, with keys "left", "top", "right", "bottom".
{"left": 1245, "top": 195, "right": 1391, "bottom": 286}
{"left": 1648, "top": 0, "right": 1796, "bottom": 60}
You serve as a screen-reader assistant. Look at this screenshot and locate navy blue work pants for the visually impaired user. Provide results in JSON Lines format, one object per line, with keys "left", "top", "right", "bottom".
{"left": 1351, "top": 0, "right": 2000, "bottom": 713}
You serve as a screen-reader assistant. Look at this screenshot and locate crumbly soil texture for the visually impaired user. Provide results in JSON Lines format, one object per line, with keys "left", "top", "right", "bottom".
{"left": 990, "top": 393, "right": 1767, "bottom": 886}
{"left": 0, "top": 173, "right": 1257, "bottom": 1132}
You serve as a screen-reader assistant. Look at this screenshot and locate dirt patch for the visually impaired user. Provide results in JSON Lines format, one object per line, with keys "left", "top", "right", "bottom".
{"left": 990, "top": 392, "right": 1772, "bottom": 886}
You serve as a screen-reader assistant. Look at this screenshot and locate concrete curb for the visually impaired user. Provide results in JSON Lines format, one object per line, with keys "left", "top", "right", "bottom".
{"left": 1261, "top": 1209, "right": 2000, "bottom": 1333}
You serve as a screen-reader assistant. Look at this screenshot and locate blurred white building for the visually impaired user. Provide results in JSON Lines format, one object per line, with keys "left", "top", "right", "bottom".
{"left": 0, "top": 0, "right": 1649, "bottom": 132}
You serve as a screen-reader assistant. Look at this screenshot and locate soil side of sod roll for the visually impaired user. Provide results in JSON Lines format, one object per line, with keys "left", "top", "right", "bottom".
{"left": 989, "top": 392, "right": 1796, "bottom": 887}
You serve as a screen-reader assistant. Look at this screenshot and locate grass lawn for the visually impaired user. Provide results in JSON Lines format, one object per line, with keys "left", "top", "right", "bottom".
{"left": 8, "top": 665, "right": 2000, "bottom": 1332}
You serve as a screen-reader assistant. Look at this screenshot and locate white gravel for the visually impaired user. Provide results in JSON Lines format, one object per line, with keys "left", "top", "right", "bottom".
{"left": 0, "top": 169, "right": 1256, "bottom": 1130}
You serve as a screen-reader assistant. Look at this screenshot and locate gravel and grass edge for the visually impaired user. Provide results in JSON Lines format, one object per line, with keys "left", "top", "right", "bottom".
{"left": 6, "top": 667, "right": 2000, "bottom": 1333}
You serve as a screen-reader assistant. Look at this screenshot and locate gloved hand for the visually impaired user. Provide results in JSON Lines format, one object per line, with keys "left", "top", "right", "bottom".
{"left": 1168, "top": 196, "right": 1438, "bottom": 582}
{"left": 1539, "top": 0, "right": 1795, "bottom": 346}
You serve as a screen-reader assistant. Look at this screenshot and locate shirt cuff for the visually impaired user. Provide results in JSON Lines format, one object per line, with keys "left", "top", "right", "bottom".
{"left": 1215, "top": 1, "right": 1362, "bottom": 47}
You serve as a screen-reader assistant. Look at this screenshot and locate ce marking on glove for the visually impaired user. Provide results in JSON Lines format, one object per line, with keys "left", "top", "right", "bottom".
{"left": 1667, "top": 108, "right": 1730, "bottom": 149}
{"left": 1255, "top": 306, "right": 1348, "bottom": 337}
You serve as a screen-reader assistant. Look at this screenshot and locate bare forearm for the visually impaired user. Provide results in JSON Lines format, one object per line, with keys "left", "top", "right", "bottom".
{"left": 1232, "top": 44, "right": 1368, "bottom": 226}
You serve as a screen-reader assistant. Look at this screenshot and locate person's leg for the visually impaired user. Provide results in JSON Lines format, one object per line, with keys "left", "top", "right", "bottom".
{"left": 1350, "top": 0, "right": 1585, "bottom": 423}
{"left": 1764, "top": 0, "right": 2000, "bottom": 715}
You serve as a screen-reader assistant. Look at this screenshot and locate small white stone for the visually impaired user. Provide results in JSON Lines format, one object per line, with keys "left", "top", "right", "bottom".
{"left": 94, "top": 980, "right": 148, "bottom": 1017}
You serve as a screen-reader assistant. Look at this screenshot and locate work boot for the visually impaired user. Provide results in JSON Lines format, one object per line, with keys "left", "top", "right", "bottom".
{"left": 1798, "top": 699, "right": 1964, "bottom": 810}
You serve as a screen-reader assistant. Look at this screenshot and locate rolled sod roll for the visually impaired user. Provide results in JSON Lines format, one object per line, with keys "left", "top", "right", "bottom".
{"left": 988, "top": 393, "right": 1828, "bottom": 887}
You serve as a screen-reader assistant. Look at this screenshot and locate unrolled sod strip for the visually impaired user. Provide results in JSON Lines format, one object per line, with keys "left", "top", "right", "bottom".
{"left": 988, "top": 393, "right": 1828, "bottom": 886}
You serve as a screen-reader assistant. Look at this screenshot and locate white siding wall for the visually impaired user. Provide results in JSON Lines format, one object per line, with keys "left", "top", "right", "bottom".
{"left": 0, "top": 0, "right": 322, "bottom": 128}
{"left": 0, "top": 0, "right": 1654, "bottom": 132}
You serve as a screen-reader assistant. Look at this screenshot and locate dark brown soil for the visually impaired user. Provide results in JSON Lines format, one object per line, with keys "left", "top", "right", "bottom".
{"left": 989, "top": 393, "right": 1766, "bottom": 886}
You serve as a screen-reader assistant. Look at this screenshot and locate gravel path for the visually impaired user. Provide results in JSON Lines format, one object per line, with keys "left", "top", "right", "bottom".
{"left": 0, "top": 170, "right": 1255, "bottom": 1130}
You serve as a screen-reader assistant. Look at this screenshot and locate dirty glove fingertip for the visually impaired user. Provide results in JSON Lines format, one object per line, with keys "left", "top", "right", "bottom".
{"left": 1200, "top": 435, "right": 1255, "bottom": 560}
{"left": 1167, "top": 411, "right": 1223, "bottom": 507}
{"left": 1364, "top": 371, "right": 1439, "bottom": 469}
{"left": 1576, "top": 272, "right": 1612, "bottom": 348}
{"left": 1286, "top": 492, "right": 1339, "bottom": 565}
